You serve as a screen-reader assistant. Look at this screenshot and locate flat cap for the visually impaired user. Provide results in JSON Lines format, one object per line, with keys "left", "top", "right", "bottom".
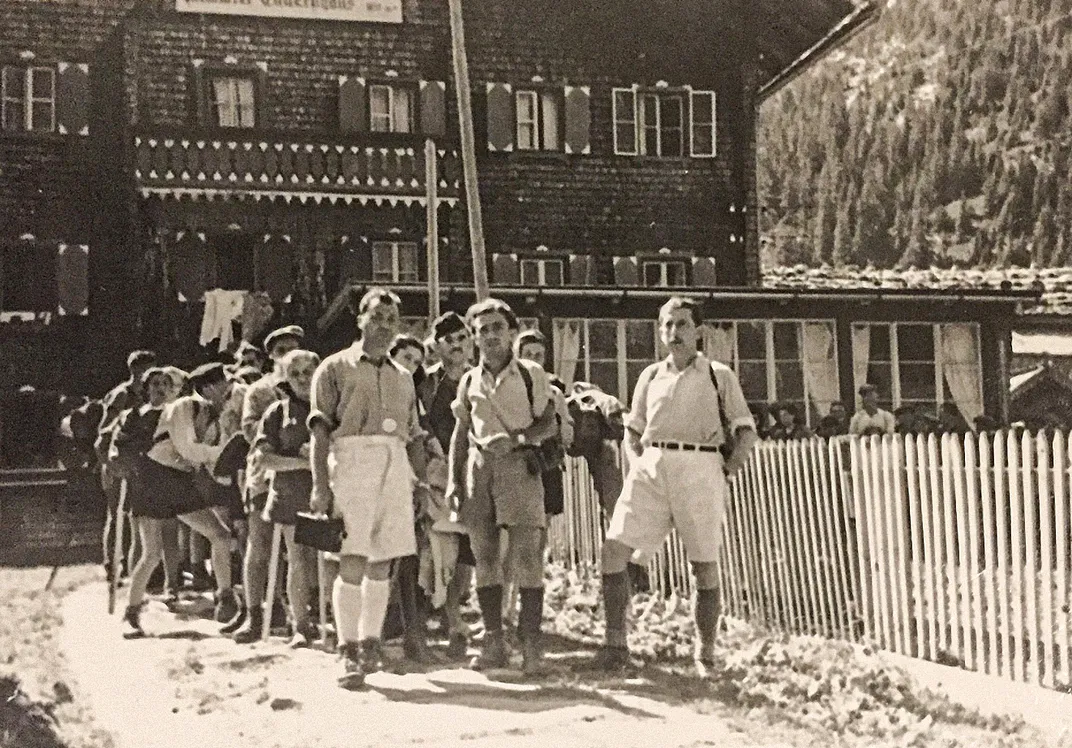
{"left": 188, "top": 362, "right": 228, "bottom": 391}
{"left": 431, "top": 312, "right": 466, "bottom": 341}
{"left": 263, "top": 325, "right": 305, "bottom": 350}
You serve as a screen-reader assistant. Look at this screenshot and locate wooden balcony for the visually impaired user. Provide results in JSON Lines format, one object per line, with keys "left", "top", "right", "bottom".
{"left": 132, "top": 128, "right": 461, "bottom": 206}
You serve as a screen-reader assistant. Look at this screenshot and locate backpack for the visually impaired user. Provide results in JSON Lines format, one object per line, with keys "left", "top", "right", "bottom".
{"left": 565, "top": 383, "right": 626, "bottom": 457}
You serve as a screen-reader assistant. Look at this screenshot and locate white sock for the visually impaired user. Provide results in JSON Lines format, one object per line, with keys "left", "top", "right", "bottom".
{"left": 332, "top": 578, "right": 362, "bottom": 646}
{"left": 357, "top": 577, "right": 391, "bottom": 642}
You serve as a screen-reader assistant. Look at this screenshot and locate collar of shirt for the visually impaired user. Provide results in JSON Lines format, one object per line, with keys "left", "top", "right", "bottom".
{"left": 479, "top": 355, "right": 521, "bottom": 387}
{"left": 661, "top": 353, "right": 704, "bottom": 375}
{"left": 350, "top": 340, "right": 391, "bottom": 367}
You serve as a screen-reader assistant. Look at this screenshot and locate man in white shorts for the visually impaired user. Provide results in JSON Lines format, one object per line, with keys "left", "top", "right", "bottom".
{"left": 589, "top": 296, "right": 758, "bottom": 676}
{"left": 309, "top": 288, "right": 429, "bottom": 689}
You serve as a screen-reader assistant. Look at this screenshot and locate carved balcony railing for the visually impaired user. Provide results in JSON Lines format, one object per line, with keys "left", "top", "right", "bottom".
{"left": 133, "top": 128, "right": 461, "bottom": 206}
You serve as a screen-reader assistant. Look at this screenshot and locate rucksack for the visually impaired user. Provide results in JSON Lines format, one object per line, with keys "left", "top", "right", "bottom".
{"left": 565, "top": 383, "right": 626, "bottom": 457}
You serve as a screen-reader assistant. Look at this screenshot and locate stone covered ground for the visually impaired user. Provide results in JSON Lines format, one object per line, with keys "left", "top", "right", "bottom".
{"left": 1, "top": 564, "right": 1064, "bottom": 748}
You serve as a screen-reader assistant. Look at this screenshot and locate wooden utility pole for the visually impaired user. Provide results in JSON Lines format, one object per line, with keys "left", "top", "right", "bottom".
{"left": 424, "top": 137, "right": 441, "bottom": 321}
{"left": 447, "top": 0, "right": 489, "bottom": 301}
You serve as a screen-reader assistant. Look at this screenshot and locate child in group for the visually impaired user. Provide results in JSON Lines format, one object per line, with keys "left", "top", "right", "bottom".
{"left": 250, "top": 349, "right": 321, "bottom": 647}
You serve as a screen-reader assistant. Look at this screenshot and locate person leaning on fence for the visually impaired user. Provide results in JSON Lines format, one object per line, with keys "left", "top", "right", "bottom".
{"left": 249, "top": 348, "right": 321, "bottom": 648}
{"left": 849, "top": 384, "right": 895, "bottom": 436}
{"left": 308, "top": 288, "right": 431, "bottom": 690}
{"left": 586, "top": 296, "right": 759, "bottom": 677}
{"left": 227, "top": 324, "right": 304, "bottom": 641}
{"left": 446, "top": 298, "right": 559, "bottom": 675}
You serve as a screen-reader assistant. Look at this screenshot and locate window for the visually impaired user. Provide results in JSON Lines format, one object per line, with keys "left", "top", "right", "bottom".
{"left": 852, "top": 322, "right": 983, "bottom": 420}
{"left": 515, "top": 89, "right": 560, "bottom": 151}
{"left": 369, "top": 84, "right": 414, "bottom": 133}
{"left": 210, "top": 76, "right": 256, "bottom": 128}
{"left": 1, "top": 241, "right": 54, "bottom": 312}
{"left": 1, "top": 65, "right": 55, "bottom": 132}
{"left": 554, "top": 318, "right": 658, "bottom": 403}
{"left": 520, "top": 257, "right": 564, "bottom": 286}
{"left": 613, "top": 87, "right": 716, "bottom": 157}
{"left": 214, "top": 233, "right": 256, "bottom": 290}
{"left": 718, "top": 319, "right": 839, "bottom": 426}
{"left": 642, "top": 260, "right": 687, "bottom": 287}
{"left": 372, "top": 241, "right": 419, "bottom": 283}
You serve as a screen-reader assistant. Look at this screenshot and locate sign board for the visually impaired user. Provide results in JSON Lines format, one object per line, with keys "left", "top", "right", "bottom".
{"left": 175, "top": 0, "right": 403, "bottom": 24}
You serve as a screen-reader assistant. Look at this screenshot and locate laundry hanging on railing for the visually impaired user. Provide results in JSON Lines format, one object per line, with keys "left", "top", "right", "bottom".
{"left": 199, "top": 289, "right": 245, "bottom": 352}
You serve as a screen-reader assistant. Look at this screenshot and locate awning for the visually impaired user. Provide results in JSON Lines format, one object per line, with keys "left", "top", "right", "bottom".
{"left": 1012, "top": 332, "right": 1072, "bottom": 357}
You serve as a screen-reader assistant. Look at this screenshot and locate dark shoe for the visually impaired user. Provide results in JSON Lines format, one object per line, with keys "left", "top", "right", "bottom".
{"left": 122, "top": 605, "right": 145, "bottom": 639}
{"left": 188, "top": 569, "right": 214, "bottom": 592}
{"left": 469, "top": 631, "right": 509, "bottom": 671}
{"left": 693, "top": 653, "right": 724, "bottom": 679}
{"left": 360, "top": 638, "right": 384, "bottom": 674}
{"left": 403, "top": 631, "right": 439, "bottom": 664}
{"left": 446, "top": 632, "right": 469, "bottom": 661}
{"left": 521, "top": 634, "right": 548, "bottom": 677}
{"left": 214, "top": 590, "right": 240, "bottom": 624}
{"left": 219, "top": 604, "right": 247, "bottom": 635}
{"left": 232, "top": 608, "right": 264, "bottom": 644}
{"left": 578, "top": 645, "right": 632, "bottom": 674}
{"left": 337, "top": 642, "right": 366, "bottom": 690}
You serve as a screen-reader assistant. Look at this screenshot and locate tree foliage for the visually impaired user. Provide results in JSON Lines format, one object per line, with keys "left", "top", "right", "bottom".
{"left": 758, "top": 0, "right": 1072, "bottom": 269}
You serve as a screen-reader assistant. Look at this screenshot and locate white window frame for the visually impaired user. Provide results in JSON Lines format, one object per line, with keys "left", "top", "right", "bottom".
{"left": 641, "top": 260, "right": 687, "bottom": 287}
{"left": 514, "top": 88, "right": 560, "bottom": 151}
{"left": 369, "top": 83, "right": 414, "bottom": 134}
{"left": 1, "top": 65, "right": 55, "bottom": 133}
{"left": 557, "top": 318, "right": 658, "bottom": 403}
{"left": 210, "top": 75, "right": 256, "bottom": 128}
{"left": 717, "top": 319, "right": 839, "bottom": 427}
{"left": 519, "top": 257, "right": 564, "bottom": 286}
{"left": 613, "top": 86, "right": 715, "bottom": 157}
{"left": 851, "top": 322, "right": 983, "bottom": 414}
{"left": 372, "top": 241, "right": 419, "bottom": 283}
{"left": 689, "top": 89, "right": 716, "bottom": 158}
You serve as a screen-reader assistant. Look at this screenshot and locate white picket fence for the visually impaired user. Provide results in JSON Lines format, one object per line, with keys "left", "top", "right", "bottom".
{"left": 547, "top": 431, "right": 1072, "bottom": 691}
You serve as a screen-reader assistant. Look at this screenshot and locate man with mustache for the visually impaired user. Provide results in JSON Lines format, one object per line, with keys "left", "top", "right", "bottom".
{"left": 589, "top": 296, "right": 758, "bottom": 677}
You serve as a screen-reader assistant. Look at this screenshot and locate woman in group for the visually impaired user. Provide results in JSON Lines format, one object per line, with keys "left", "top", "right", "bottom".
{"left": 250, "top": 349, "right": 321, "bottom": 647}
{"left": 116, "top": 368, "right": 183, "bottom": 636}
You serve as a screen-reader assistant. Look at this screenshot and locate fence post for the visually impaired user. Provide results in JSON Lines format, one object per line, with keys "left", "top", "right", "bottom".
{"left": 1021, "top": 431, "right": 1040, "bottom": 685}
{"left": 788, "top": 440, "right": 826, "bottom": 636}
{"left": 1037, "top": 433, "right": 1055, "bottom": 689}
{"left": 916, "top": 434, "right": 939, "bottom": 661}
{"left": 965, "top": 433, "right": 984, "bottom": 675}
{"left": 951, "top": 434, "right": 974, "bottom": 670}
{"left": 821, "top": 439, "right": 856, "bottom": 640}
{"left": 905, "top": 434, "right": 927, "bottom": 658}
{"left": 1009, "top": 433, "right": 1026, "bottom": 683}
{"left": 1056, "top": 431, "right": 1070, "bottom": 688}
{"left": 978, "top": 433, "right": 1000, "bottom": 676}
{"left": 890, "top": 435, "right": 913, "bottom": 655}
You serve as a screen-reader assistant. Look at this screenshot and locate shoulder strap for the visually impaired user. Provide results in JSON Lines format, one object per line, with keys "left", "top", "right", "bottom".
{"left": 708, "top": 363, "right": 732, "bottom": 439}
{"left": 516, "top": 361, "right": 536, "bottom": 416}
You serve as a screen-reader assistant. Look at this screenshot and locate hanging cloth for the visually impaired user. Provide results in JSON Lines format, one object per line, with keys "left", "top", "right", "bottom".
{"left": 199, "top": 289, "right": 245, "bottom": 352}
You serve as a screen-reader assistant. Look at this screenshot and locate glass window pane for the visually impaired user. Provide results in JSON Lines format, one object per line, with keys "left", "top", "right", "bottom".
{"left": 372, "top": 243, "right": 391, "bottom": 279}
{"left": 900, "top": 362, "right": 937, "bottom": 401}
{"left": 589, "top": 361, "right": 619, "bottom": 400}
{"left": 236, "top": 79, "right": 255, "bottom": 127}
{"left": 864, "top": 361, "right": 892, "bottom": 401}
{"left": 588, "top": 320, "right": 617, "bottom": 359}
{"left": 393, "top": 88, "right": 412, "bottom": 133}
{"left": 625, "top": 320, "right": 654, "bottom": 359}
{"left": 737, "top": 321, "right": 766, "bottom": 359}
{"left": 775, "top": 361, "right": 804, "bottom": 400}
{"left": 738, "top": 361, "right": 768, "bottom": 402}
{"left": 398, "top": 243, "right": 418, "bottom": 281}
{"left": 541, "top": 91, "right": 559, "bottom": 150}
{"left": 692, "top": 125, "right": 713, "bottom": 156}
{"left": 868, "top": 323, "right": 891, "bottom": 362}
{"left": 691, "top": 92, "right": 713, "bottom": 125}
{"left": 661, "top": 96, "right": 682, "bottom": 127}
{"left": 3, "top": 67, "right": 25, "bottom": 98}
{"left": 773, "top": 322, "right": 800, "bottom": 360}
{"left": 30, "top": 101, "right": 51, "bottom": 131}
{"left": 370, "top": 86, "right": 391, "bottom": 131}
{"left": 642, "top": 263, "right": 661, "bottom": 287}
{"left": 519, "top": 259, "right": 537, "bottom": 284}
{"left": 626, "top": 361, "right": 649, "bottom": 403}
{"left": 3, "top": 98, "right": 24, "bottom": 130}
{"left": 615, "top": 123, "right": 635, "bottom": 153}
{"left": 613, "top": 90, "right": 634, "bottom": 122}
{"left": 543, "top": 260, "right": 563, "bottom": 286}
{"left": 30, "top": 68, "right": 53, "bottom": 98}
{"left": 667, "top": 262, "right": 685, "bottom": 286}
{"left": 897, "top": 323, "right": 935, "bottom": 362}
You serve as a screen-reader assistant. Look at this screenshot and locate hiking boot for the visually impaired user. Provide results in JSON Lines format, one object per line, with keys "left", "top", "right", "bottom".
{"left": 578, "top": 645, "right": 632, "bottom": 674}
{"left": 446, "top": 632, "right": 469, "bottom": 661}
{"left": 360, "top": 638, "right": 384, "bottom": 674}
{"left": 219, "top": 604, "right": 247, "bottom": 635}
{"left": 214, "top": 590, "right": 240, "bottom": 624}
{"left": 521, "top": 634, "right": 549, "bottom": 677}
{"left": 122, "top": 605, "right": 145, "bottom": 639}
{"left": 337, "top": 642, "right": 366, "bottom": 690}
{"left": 469, "top": 630, "right": 509, "bottom": 671}
{"left": 402, "top": 631, "right": 439, "bottom": 664}
{"left": 189, "top": 568, "right": 214, "bottom": 592}
{"left": 232, "top": 607, "right": 264, "bottom": 644}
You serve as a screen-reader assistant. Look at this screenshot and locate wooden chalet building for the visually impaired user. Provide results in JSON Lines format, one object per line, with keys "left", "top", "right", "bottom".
{"left": 0, "top": 0, "right": 1039, "bottom": 465}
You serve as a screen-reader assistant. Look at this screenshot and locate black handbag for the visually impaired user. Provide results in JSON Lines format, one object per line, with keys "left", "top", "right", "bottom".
{"left": 294, "top": 512, "right": 345, "bottom": 553}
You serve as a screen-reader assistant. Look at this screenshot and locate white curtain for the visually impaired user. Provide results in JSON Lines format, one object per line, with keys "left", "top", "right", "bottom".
{"left": 553, "top": 319, "right": 582, "bottom": 386}
{"left": 212, "top": 79, "right": 237, "bottom": 128}
{"left": 803, "top": 322, "right": 840, "bottom": 416}
{"left": 940, "top": 323, "right": 984, "bottom": 426}
{"left": 852, "top": 324, "right": 871, "bottom": 397}
{"left": 702, "top": 324, "right": 735, "bottom": 366}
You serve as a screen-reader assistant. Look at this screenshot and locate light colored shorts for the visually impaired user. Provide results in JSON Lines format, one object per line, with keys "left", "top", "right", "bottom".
{"left": 329, "top": 435, "right": 416, "bottom": 562}
{"left": 606, "top": 447, "right": 728, "bottom": 563}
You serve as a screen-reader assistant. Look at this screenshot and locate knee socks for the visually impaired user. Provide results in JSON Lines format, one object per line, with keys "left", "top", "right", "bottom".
{"left": 358, "top": 577, "right": 391, "bottom": 642}
{"left": 476, "top": 585, "right": 504, "bottom": 635}
{"left": 332, "top": 578, "right": 362, "bottom": 646}
{"left": 602, "top": 571, "right": 630, "bottom": 648}
{"left": 518, "top": 587, "right": 543, "bottom": 641}
{"left": 694, "top": 587, "right": 721, "bottom": 657}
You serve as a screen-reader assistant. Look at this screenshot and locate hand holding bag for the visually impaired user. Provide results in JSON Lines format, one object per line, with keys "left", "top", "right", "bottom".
{"left": 294, "top": 512, "right": 346, "bottom": 553}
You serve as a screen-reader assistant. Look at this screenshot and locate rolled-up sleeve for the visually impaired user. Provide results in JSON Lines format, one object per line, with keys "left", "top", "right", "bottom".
{"left": 450, "top": 372, "right": 471, "bottom": 422}
{"left": 526, "top": 363, "right": 552, "bottom": 421}
{"left": 716, "top": 368, "right": 756, "bottom": 433}
{"left": 169, "top": 400, "right": 223, "bottom": 467}
{"left": 404, "top": 379, "right": 423, "bottom": 443}
{"left": 625, "top": 364, "right": 656, "bottom": 436}
{"left": 308, "top": 361, "right": 339, "bottom": 432}
{"left": 252, "top": 401, "right": 284, "bottom": 455}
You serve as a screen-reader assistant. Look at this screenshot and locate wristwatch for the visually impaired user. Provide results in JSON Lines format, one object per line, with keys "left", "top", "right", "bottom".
{"left": 515, "top": 433, "right": 527, "bottom": 446}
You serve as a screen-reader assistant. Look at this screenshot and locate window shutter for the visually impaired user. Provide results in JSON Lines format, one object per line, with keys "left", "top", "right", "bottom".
{"left": 613, "top": 255, "right": 638, "bottom": 286}
{"left": 171, "top": 231, "right": 213, "bottom": 302}
{"left": 190, "top": 62, "right": 206, "bottom": 125}
{"left": 338, "top": 237, "right": 370, "bottom": 284}
{"left": 339, "top": 75, "right": 368, "bottom": 133}
{"left": 569, "top": 254, "right": 593, "bottom": 285}
{"left": 692, "top": 256, "right": 717, "bottom": 286}
{"left": 563, "top": 85, "right": 591, "bottom": 155}
{"left": 56, "top": 62, "right": 90, "bottom": 136}
{"left": 257, "top": 234, "right": 295, "bottom": 304}
{"left": 492, "top": 253, "right": 519, "bottom": 284}
{"left": 420, "top": 80, "right": 446, "bottom": 137}
{"left": 485, "top": 82, "right": 514, "bottom": 152}
{"left": 56, "top": 243, "right": 89, "bottom": 316}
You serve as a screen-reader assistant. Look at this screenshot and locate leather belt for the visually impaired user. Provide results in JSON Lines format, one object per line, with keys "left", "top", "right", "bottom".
{"left": 650, "top": 441, "right": 721, "bottom": 453}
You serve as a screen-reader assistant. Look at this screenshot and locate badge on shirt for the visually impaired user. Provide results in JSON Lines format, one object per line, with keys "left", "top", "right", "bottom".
{"left": 382, "top": 418, "right": 398, "bottom": 434}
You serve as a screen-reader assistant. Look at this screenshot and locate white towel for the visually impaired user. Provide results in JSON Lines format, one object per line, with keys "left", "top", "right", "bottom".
{"left": 199, "top": 289, "right": 246, "bottom": 351}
